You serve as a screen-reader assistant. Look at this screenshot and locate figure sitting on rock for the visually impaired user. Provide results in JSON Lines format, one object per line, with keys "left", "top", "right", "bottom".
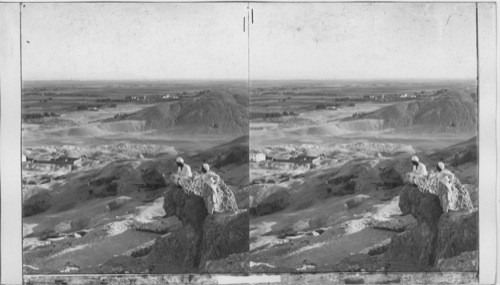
{"left": 171, "top": 157, "right": 193, "bottom": 189}
{"left": 435, "top": 161, "right": 455, "bottom": 213}
{"left": 201, "top": 163, "right": 220, "bottom": 215}
{"left": 405, "top": 155, "right": 428, "bottom": 188}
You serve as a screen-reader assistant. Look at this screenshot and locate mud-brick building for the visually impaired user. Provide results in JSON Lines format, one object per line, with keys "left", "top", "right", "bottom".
{"left": 27, "top": 155, "right": 82, "bottom": 171}
{"left": 250, "top": 152, "right": 266, "bottom": 162}
{"left": 266, "top": 154, "right": 320, "bottom": 168}
{"left": 291, "top": 155, "right": 320, "bottom": 166}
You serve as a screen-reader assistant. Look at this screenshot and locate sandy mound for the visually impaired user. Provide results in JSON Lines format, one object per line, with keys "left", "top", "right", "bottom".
{"left": 362, "top": 90, "right": 477, "bottom": 133}
{"left": 47, "top": 125, "right": 107, "bottom": 137}
{"left": 337, "top": 119, "right": 384, "bottom": 132}
{"left": 117, "top": 91, "right": 248, "bottom": 135}
{"left": 97, "top": 120, "right": 146, "bottom": 133}
{"left": 286, "top": 124, "right": 349, "bottom": 137}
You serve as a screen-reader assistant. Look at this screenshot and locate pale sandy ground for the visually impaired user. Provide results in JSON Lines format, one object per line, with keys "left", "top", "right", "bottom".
{"left": 62, "top": 104, "right": 156, "bottom": 124}
{"left": 23, "top": 193, "right": 161, "bottom": 269}
{"left": 22, "top": 102, "right": 236, "bottom": 152}
{"left": 250, "top": 102, "right": 474, "bottom": 152}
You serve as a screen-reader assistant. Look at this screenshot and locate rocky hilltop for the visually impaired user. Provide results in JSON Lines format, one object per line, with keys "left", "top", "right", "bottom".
{"left": 383, "top": 182, "right": 477, "bottom": 271}
{"left": 361, "top": 90, "right": 477, "bottom": 133}
{"left": 116, "top": 91, "right": 248, "bottom": 135}
{"left": 22, "top": 137, "right": 249, "bottom": 274}
{"left": 336, "top": 160, "right": 478, "bottom": 272}
{"left": 248, "top": 137, "right": 478, "bottom": 273}
{"left": 145, "top": 182, "right": 248, "bottom": 273}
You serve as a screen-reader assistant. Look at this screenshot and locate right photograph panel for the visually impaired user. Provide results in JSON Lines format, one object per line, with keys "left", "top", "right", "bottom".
{"left": 248, "top": 3, "right": 478, "bottom": 273}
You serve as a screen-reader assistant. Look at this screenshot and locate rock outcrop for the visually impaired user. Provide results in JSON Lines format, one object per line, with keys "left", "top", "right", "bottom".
{"left": 384, "top": 182, "right": 477, "bottom": 270}
{"left": 435, "top": 211, "right": 478, "bottom": 262}
{"left": 212, "top": 180, "right": 239, "bottom": 213}
{"left": 199, "top": 210, "right": 249, "bottom": 270}
{"left": 379, "top": 166, "right": 404, "bottom": 187}
{"left": 162, "top": 183, "right": 208, "bottom": 229}
{"left": 345, "top": 194, "right": 370, "bottom": 210}
{"left": 409, "top": 174, "right": 475, "bottom": 212}
{"left": 141, "top": 168, "right": 166, "bottom": 189}
{"left": 107, "top": 196, "right": 133, "bottom": 211}
{"left": 147, "top": 224, "right": 204, "bottom": 273}
{"left": 251, "top": 189, "right": 291, "bottom": 216}
{"left": 436, "top": 250, "right": 478, "bottom": 271}
{"left": 23, "top": 191, "right": 52, "bottom": 217}
{"left": 147, "top": 181, "right": 247, "bottom": 273}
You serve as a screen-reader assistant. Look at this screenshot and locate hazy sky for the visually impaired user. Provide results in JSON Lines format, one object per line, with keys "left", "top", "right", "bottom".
{"left": 22, "top": 3, "right": 248, "bottom": 81}
{"left": 250, "top": 3, "right": 477, "bottom": 80}
{"left": 23, "top": 3, "right": 476, "bottom": 81}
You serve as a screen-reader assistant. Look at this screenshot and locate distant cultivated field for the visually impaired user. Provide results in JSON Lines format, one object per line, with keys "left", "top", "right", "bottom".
{"left": 250, "top": 81, "right": 476, "bottom": 118}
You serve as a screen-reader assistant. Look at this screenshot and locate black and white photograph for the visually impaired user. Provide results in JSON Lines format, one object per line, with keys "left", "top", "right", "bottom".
{"left": 248, "top": 2, "right": 480, "bottom": 274}
{"left": 20, "top": 3, "right": 249, "bottom": 275}
{"left": 0, "top": 1, "right": 496, "bottom": 285}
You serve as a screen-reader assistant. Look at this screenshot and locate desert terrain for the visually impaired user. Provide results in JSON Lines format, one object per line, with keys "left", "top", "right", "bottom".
{"left": 22, "top": 81, "right": 249, "bottom": 274}
{"left": 19, "top": 79, "right": 481, "bottom": 274}
{"left": 247, "top": 81, "right": 479, "bottom": 273}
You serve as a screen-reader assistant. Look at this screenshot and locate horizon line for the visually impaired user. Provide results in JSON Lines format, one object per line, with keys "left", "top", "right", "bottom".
{"left": 22, "top": 78, "right": 477, "bottom": 83}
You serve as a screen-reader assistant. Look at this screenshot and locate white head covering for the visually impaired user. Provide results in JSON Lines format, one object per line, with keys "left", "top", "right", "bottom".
{"left": 176, "top": 157, "right": 184, "bottom": 164}
{"left": 202, "top": 163, "right": 210, "bottom": 172}
{"left": 437, "top": 161, "right": 445, "bottom": 170}
{"left": 411, "top": 156, "right": 419, "bottom": 163}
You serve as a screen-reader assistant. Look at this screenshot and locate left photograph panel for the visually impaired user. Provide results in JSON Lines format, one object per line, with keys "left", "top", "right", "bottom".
{"left": 21, "top": 3, "right": 249, "bottom": 274}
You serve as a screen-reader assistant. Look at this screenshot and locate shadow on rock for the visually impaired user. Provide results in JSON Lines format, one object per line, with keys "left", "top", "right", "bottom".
{"left": 145, "top": 182, "right": 248, "bottom": 273}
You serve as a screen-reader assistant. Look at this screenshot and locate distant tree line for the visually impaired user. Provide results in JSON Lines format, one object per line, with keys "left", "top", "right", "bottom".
{"left": 77, "top": 104, "right": 103, "bottom": 111}
{"left": 264, "top": 111, "right": 298, "bottom": 118}
{"left": 23, "top": 112, "right": 60, "bottom": 120}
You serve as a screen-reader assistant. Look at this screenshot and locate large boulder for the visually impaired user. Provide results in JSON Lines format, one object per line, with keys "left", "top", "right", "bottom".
{"left": 445, "top": 179, "right": 474, "bottom": 211}
{"left": 147, "top": 183, "right": 247, "bottom": 273}
{"left": 93, "top": 181, "right": 118, "bottom": 198}
{"left": 416, "top": 174, "right": 474, "bottom": 212}
{"left": 398, "top": 184, "right": 443, "bottom": 226}
{"left": 185, "top": 177, "right": 239, "bottom": 213}
{"left": 384, "top": 182, "right": 478, "bottom": 271}
{"left": 379, "top": 166, "right": 404, "bottom": 187}
{"left": 163, "top": 177, "right": 239, "bottom": 226}
{"left": 384, "top": 184, "right": 443, "bottom": 267}
{"left": 345, "top": 194, "right": 370, "bottom": 210}
{"left": 201, "top": 252, "right": 250, "bottom": 273}
{"left": 149, "top": 184, "right": 208, "bottom": 273}
{"left": 23, "top": 191, "right": 52, "bottom": 217}
{"left": 376, "top": 157, "right": 413, "bottom": 182}
{"left": 147, "top": 224, "right": 203, "bottom": 273}
{"left": 141, "top": 168, "right": 166, "bottom": 189}
{"left": 252, "top": 189, "right": 291, "bottom": 216}
{"left": 384, "top": 222, "right": 439, "bottom": 269}
{"left": 107, "top": 196, "right": 134, "bottom": 211}
{"left": 435, "top": 211, "right": 478, "bottom": 262}
{"left": 436, "top": 250, "right": 478, "bottom": 271}
{"left": 199, "top": 210, "right": 249, "bottom": 269}
{"left": 214, "top": 180, "right": 239, "bottom": 213}
{"left": 162, "top": 184, "right": 208, "bottom": 229}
